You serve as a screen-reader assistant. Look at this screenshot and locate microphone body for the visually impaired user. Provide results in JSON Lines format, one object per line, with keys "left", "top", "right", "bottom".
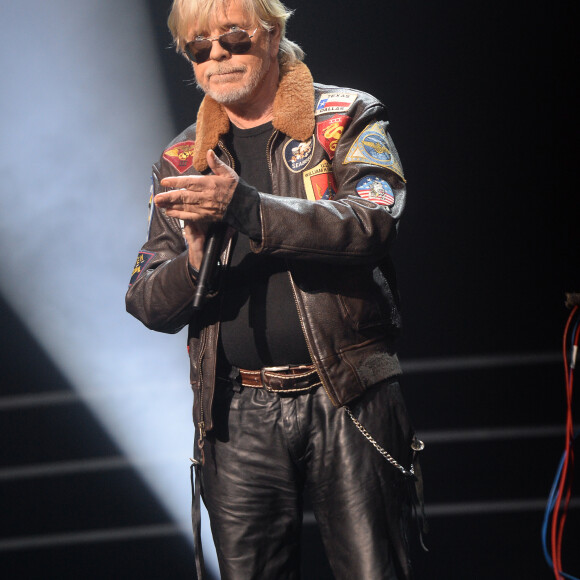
{"left": 192, "top": 223, "right": 227, "bottom": 310}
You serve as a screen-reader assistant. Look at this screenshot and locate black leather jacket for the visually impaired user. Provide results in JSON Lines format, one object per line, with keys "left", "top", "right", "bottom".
{"left": 126, "top": 62, "right": 406, "bottom": 437}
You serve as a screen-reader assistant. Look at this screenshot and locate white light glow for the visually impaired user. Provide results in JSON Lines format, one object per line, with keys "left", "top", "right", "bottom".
{"left": 0, "top": 1, "right": 218, "bottom": 574}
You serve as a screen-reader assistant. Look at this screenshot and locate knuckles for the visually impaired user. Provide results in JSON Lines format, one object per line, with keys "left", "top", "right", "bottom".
{"left": 158, "top": 175, "right": 235, "bottom": 218}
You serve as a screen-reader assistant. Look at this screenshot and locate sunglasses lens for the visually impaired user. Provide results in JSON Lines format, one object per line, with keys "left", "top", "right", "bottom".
{"left": 185, "top": 39, "right": 212, "bottom": 64}
{"left": 184, "top": 29, "right": 253, "bottom": 64}
{"left": 219, "top": 30, "right": 252, "bottom": 54}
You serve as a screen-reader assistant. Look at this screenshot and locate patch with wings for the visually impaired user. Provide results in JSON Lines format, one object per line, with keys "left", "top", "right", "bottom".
{"left": 343, "top": 122, "right": 404, "bottom": 180}
{"left": 162, "top": 140, "right": 196, "bottom": 173}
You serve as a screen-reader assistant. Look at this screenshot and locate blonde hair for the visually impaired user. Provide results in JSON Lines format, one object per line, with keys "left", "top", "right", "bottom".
{"left": 168, "top": 0, "right": 304, "bottom": 65}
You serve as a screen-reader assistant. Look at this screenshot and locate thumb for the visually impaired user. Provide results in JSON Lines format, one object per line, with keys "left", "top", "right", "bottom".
{"left": 207, "top": 149, "right": 234, "bottom": 177}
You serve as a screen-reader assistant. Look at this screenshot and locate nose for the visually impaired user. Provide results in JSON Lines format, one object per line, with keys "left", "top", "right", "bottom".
{"left": 208, "top": 37, "right": 229, "bottom": 61}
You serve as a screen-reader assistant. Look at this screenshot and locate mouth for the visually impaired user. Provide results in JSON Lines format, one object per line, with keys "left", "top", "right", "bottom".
{"left": 207, "top": 68, "right": 245, "bottom": 81}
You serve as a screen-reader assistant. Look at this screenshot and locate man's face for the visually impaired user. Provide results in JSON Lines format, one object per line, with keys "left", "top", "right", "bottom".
{"left": 189, "top": 0, "right": 280, "bottom": 106}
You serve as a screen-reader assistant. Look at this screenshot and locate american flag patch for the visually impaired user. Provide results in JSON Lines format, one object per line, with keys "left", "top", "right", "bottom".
{"left": 355, "top": 176, "right": 395, "bottom": 207}
{"left": 315, "top": 92, "right": 358, "bottom": 116}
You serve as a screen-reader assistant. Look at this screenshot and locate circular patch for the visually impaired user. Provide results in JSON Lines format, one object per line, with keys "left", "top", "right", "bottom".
{"left": 283, "top": 137, "right": 315, "bottom": 172}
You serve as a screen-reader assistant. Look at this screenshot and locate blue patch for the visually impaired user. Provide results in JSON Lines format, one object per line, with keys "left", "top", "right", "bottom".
{"left": 283, "top": 137, "right": 314, "bottom": 172}
{"left": 344, "top": 122, "right": 405, "bottom": 180}
{"left": 129, "top": 251, "right": 155, "bottom": 286}
{"left": 356, "top": 176, "right": 395, "bottom": 208}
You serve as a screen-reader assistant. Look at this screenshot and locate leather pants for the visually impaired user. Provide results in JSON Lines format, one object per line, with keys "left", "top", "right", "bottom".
{"left": 200, "top": 376, "right": 415, "bottom": 580}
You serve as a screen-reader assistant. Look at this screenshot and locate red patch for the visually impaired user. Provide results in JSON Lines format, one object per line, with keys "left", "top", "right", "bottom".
{"left": 309, "top": 172, "right": 337, "bottom": 200}
{"left": 303, "top": 160, "right": 337, "bottom": 201}
{"left": 163, "top": 140, "right": 196, "bottom": 173}
{"left": 316, "top": 115, "right": 351, "bottom": 159}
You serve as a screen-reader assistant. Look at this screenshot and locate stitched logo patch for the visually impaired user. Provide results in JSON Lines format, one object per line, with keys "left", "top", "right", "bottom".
{"left": 163, "top": 140, "right": 196, "bottom": 173}
{"left": 316, "top": 115, "right": 351, "bottom": 160}
{"left": 315, "top": 92, "right": 358, "bottom": 116}
{"left": 356, "top": 176, "right": 395, "bottom": 208}
{"left": 303, "top": 160, "right": 337, "bottom": 201}
{"left": 129, "top": 251, "right": 155, "bottom": 286}
{"left": 343, "top": 122, "right": 404, "bottom": 179}
{"left": 283, "top": 137, "right": 314, "bottom": 172}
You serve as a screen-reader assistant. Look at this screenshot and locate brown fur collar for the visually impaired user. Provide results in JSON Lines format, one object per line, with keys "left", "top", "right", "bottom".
{"left": 191, "top": 61, "right": 315, "bottom": 172}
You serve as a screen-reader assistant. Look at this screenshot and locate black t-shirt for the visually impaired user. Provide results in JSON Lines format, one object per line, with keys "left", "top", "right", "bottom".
{"left": 219, "top": 122, "right": 311, "bottom": 370}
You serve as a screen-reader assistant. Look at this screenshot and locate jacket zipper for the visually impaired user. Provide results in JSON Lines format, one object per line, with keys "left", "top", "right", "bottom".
{"left": 218, "top": 139, "right": 235, "bottom": 170}
{"left": 266, "top": 130, "right": 277, "bottom": 179}
{"left": 287, "top": 271, "right": 338, "bottom": 406}
{"left": 196, "top": 142, "right": 235, "bottom": 464}
{"left": 265, "top": 132, "right": 338, "bottom": 406}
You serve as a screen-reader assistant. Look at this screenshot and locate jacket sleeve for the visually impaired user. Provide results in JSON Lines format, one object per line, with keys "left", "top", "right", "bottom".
{"left": 125, "top": 164, "right": 196, "bottom": 333}
{"left": 250, "top": 101, "right": 406, "bottom": 264}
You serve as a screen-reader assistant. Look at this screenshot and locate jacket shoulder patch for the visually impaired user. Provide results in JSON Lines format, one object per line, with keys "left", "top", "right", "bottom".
{"left": 356, "top": 176, "right": 395, "bottom": 209}
{"left": 163, "top": 140, "right": 196, "bottom": 173}
{"left": 343, "top": 122, "right": 404, "bottom": 179}
{"left": 130, "top": 251, "right": 155, "bottom": 286}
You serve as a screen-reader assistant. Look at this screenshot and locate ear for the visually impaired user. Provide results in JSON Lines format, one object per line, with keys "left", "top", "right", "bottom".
{"left": 269, "top": 24, "right": 281, "bottom": 60}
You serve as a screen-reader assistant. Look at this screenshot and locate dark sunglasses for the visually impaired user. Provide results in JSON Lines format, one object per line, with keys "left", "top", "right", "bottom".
{"left": 184, "top": 27, "right": 258, "bottom": 64}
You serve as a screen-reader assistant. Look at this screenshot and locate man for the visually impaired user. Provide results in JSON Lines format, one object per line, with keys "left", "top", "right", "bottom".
{"left": 126, "top": 0, "right": 423, "bottom": 578}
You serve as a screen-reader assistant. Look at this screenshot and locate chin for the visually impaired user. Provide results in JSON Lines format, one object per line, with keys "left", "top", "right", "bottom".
{"left": 206, "top": 84, "right": 255, "bottom": 105}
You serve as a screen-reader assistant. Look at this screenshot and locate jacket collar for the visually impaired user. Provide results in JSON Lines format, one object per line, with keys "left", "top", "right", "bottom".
{"left": 191, "top": 61, "right": 315, "bottom": 172}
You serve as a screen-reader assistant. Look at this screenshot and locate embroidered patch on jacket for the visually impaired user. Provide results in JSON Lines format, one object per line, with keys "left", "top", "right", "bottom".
{"left": 129, "top": 251, "right": 155, "bottom": 286}
{"left": 316, "top": 115, "right": 352, "bottom": 160}
{"left": 283, "top": 137, "right": 315, "bottom": 172}
{"left": 356, "top": 176, "right": 395, "bottom": 208}
{"left": 343, "top": 122, "right": 404, "bottom": 179}
{"left": 315, "top": 92, "right": 358, "bottom": 116}
{"left": 303, "top": 160, "right": 337, "bottom": 201}
{"left": 163, "top": 140, "right": 196, "bottom": 173}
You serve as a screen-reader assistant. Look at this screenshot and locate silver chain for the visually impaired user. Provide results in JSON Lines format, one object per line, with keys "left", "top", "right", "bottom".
{"left": 344, "top": 406, "right": 418, "bottom": 477}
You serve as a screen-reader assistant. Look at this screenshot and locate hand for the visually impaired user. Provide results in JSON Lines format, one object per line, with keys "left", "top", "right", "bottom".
{"left": 156, "top": 150, "right": 239, "bottom": 222}
{"left": 183, "top": 220, "right": 207, "bottom": 271}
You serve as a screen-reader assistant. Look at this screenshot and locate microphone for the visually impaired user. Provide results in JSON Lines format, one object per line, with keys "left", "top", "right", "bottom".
{"left": 192, "top": 222, "right": 227, "bottom": 310}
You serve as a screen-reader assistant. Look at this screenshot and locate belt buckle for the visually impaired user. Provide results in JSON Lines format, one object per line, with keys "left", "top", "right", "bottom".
{"left": 260, "top": 366, "right": 290, "bottom": 392}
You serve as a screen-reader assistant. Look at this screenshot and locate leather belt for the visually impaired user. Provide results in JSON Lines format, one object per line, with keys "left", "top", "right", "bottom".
{"left": 238, "top": 364, "right": 321, "bottom": 393}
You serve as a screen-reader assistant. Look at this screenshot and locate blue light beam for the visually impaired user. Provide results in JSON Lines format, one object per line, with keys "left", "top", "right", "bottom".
{"left": 0, "top": 1, "right": 218, "bottom": 574}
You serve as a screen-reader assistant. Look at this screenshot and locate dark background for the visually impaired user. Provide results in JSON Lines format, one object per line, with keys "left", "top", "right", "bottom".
{"left": 1, "top": 0, "right": 578, "bottom": 578}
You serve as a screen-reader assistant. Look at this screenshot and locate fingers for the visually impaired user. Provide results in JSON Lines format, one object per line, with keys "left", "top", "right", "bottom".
{"left": 160, "top": 150, "right": 236, "bottom": 190}
{"left": 153, "top": 183, "right": 227, "bottom": 221}
{"left": 154, "top": 189, "right": 191, "bottom": 207}
{"left": 206, "top": 149, "right": 236, "bottom": 178}
{"left": 155, "top": 150, "right": 238, "bottom": 222}
{"left": 159, "top": 174, "right": 203, "bottom": 192}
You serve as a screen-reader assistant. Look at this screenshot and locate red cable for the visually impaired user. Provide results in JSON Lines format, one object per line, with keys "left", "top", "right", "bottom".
{"left": 551, "top": 305, "right": 578, "bottom": 578}
{"left": 558, "top": 322, "right": 578, "bottom": 570}
{"left": 555, "top": 374, "right": 574, "bottom": 574}
{"left": 557, "top": 325, "right": 578, "bottom": 572}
